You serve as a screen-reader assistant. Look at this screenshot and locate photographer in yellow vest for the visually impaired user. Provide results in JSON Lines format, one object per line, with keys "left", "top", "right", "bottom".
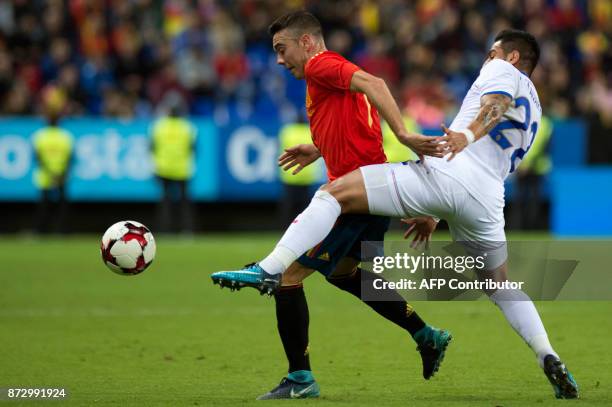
{"left": 381, "top": 114, "right": 420, "bottom": 163}
{"left": 32, "top": 111, "right": 74, "bottom": 234}
{"left": 510, "top": 115, "right": 553, "bottom": 229}
{"left": 151, "top": 103, "right": 196, "bottom": 234}
{"left": 278, "top": 119, "right": 321, "bottom": 226}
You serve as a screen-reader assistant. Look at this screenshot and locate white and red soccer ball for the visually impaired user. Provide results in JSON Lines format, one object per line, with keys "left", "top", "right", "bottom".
{"left": 100, "top": 221, "right": 156, "bottom": 275}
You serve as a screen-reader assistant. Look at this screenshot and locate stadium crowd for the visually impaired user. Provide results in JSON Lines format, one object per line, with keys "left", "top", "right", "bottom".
{"left": 0, "top": 0, "right": 610, "bottom": 161}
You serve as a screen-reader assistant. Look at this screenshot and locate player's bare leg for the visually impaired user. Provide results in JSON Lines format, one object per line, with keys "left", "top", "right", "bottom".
{"left": 479, "top": 262, "right": 578, "bottom": 398}
{"left": 320, "top": 169, "right": 370, "bottom": 214}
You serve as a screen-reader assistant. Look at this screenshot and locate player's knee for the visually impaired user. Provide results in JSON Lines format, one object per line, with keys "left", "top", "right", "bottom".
{"left": 322, "top": 179, "right": 360, "bottom": 214}
{"left": 326, "top": 267, "right": 359, "bottom": 290}
{"left": 321, "top": 180, "right": 344, "bottom": 199}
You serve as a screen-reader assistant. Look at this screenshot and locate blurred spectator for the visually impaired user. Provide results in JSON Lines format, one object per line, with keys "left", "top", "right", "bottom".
{"left": 402, "top": 71, "right": 452, "bottom": 128}
{"left": 326, "top": 29, "right": 353, "bottom": 56}
{"left": 103, "top": 87, "right": 134, "bottom": 118}
{"left": 56, "top": 64, "right": 86, "bottom": 115}
{"left": 510, "top": 116, "right": 553, "bottom": 230}
{"left": 147, "top": 62, "right": 190, "bottom": 108}
{"left": 80, "top": 54, "right": 115, "bottom": 114}
{"left": 32, "top": 104, "right": 73, "bottom": 234}
{"left": 0, "top": 50, "right": 13, "bottom": 97}
{"left": 356, "top": 36, "right": 399, "bottom": 88}
{"left": 77, "top": 10, "right": 109, "bottom": 59}
{"left": 41, "top": 37, "right": 73, "bottom": 83}
{"left": 210, "top": 10, "right": 250, "bottom": 102}
{"left": 547, "top": 0, "right": 583, "bottom": 32}
{"left": 176, "top": 45, "right": 217, "bottom": 97}
{"left": 3, "top": 79, "right": 32, "bottom": 114}
{"left": 151, "top": 98, "right": 196, "bottom": 234}
{"left": 580, "top": 72, "right": 612, "bottom": 164}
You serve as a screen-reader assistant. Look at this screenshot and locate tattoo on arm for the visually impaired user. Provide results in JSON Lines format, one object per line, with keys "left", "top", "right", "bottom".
{"left": 469, "top": 94, "right": 512, "bottom": 140}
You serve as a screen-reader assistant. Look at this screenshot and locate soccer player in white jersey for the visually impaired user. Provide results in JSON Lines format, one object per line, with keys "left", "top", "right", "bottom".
{"left": 213, "top": 29, "right": 578, "bottom": 399}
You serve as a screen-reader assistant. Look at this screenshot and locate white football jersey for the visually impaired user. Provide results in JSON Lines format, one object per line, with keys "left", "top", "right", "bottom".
{"left": 427, "top": 58, "right": 542, "bottom": 213}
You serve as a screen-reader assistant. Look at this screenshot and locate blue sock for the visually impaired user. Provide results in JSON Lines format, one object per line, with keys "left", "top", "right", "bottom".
{"left": 288, "top": 370, "right": 314, "bottom": 383}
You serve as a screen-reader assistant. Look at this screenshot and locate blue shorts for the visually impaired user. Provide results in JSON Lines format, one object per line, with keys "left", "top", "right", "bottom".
{"left": 296, "top": 214, "right": 390, "bottom": 277}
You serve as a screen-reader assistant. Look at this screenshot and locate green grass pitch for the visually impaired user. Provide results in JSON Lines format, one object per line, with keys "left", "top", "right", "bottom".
{"left": 1, "top": 233, "right": 610, "bottom": 406}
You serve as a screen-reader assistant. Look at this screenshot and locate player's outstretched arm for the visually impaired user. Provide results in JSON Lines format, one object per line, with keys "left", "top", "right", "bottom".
{"left": 349, "top": 70, "right": 443, "bottom": 159}
{"left": 440, "top": 93, "right": 512, "bottom": 161}
{"left": 278, "top": 143, "right": 321, "bottom": 175}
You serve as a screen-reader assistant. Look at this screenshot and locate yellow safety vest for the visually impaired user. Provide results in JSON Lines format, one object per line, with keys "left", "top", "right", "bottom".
{"left": 32, "top": 126, "right": 73, "bottom": 189}
{"left": 382, "top": 116, "right": 420, "bottom": 163}
{"left": 520, "top": 115, "right": 552, "bottom": 175}
{"left": 278, "top": 123, "right": 319, "bottom": 186}
{"left": 152, "top": 117, "right": 196, "bottom": 180}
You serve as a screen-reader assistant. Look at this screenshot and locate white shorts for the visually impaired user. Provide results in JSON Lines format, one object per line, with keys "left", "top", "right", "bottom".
{"left": 360, "top": 161, "right": 507, "bottom": 269}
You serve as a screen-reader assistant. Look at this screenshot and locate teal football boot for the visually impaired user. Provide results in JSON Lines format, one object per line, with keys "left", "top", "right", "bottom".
{"left": 414, "top": 325, "right": 452, "bottom": 379}
{"left": 543, "top": 354, "right": 578, "bottom": 399}
{"left": 211, "top": 263, "right": 281, "bottom": 296}
{"left": 257, "top": 377, "right": 320, "bottom": 400}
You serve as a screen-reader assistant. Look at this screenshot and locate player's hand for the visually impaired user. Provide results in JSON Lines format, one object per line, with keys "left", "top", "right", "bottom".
{"left": 438, "top": 124, "right": 470, "bottom": 161}
{"left": 278, "top": 144, "right": 321, "bottom": 175}
{"left": 399, "top": 133, "right": 445, "bottom": 161}
{"left": 401, "top": 216, "right": 438, "bottom": 250}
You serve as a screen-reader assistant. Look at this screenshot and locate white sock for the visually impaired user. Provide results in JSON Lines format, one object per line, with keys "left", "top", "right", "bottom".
{"left": 490, "top": 289, "right": 558, "bottom": 367}
{"left": 259, "top": 190, "right": 342, "bottom": 275}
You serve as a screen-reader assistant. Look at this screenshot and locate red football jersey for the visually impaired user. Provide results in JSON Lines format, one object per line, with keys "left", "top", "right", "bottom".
{"left": 304, "top": 51, "right": 387, "bottom": 181}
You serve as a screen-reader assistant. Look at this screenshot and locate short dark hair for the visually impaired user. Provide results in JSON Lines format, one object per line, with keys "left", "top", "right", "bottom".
{"left": 494, "top": 29, "right": 540, "bottom": 74}
{"left": 268, "top": 10, "right": 322, "bottom": 38}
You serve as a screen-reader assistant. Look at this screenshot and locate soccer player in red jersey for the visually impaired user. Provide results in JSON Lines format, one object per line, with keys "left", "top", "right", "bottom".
{"left": 299, "top": 49, "right": 387, "bottom": 181}
{"left": 212, "top": 11, "right": 450, "bottom": 400}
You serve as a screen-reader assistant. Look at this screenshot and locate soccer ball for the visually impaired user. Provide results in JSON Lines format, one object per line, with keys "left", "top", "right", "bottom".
{"left": 100, "top": 220, "right": 156, "bottom": 275}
